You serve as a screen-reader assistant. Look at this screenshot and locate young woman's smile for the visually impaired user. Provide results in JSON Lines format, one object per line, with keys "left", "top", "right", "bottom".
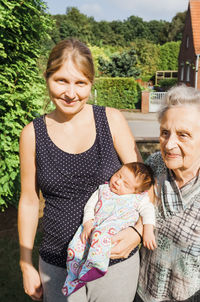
{"left": 47, "top": 59, "right": 92, "bottom": 114}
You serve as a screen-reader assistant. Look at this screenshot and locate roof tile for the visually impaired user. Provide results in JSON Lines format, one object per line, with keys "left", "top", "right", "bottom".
{"left": 190, "top": 0, "right": 200, "bottom": 53}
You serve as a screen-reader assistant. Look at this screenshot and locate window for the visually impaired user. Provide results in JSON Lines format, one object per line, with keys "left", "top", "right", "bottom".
{"left": 186, "top": 64, "right": 190, "bottom": 82}
{"left": 180, "top": 63, "right": 184, "bottom": 81}
{"left": 186, "top": 36, "right": 189, "bottom": 48}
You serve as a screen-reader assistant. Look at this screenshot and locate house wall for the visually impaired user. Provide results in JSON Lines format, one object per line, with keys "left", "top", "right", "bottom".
{"left": 198, "top": 59, "right": 200, "bottom": 90}
{"left": 178, "top": 8, "right": 196, "bottom": 87}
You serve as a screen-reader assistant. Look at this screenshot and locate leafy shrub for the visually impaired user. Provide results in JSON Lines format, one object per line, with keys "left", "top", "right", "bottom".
{"left": 0, "top": 0, "right": 53, "bottom": 210}
{"left": 98, "top": 49, "right": 140, "bottom": 78}
{"left": 91, "top": 77, "right": 142, "bottom": 109}
{"left": 159, "top": 78, "right": 178, "bottom": 90}
{"left": 89, "top": 44, "right": 121, "bottom": 77}
{"left": 158, "top": 41, "right": 181, "bottom": 71}
{"left": 132, "top": 39, "right": 160, "bottom": 78}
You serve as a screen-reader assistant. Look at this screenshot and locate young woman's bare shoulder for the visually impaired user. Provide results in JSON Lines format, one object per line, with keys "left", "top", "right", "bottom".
{"left": 20, "top": 122, "right": 35, "bottom": 150}
{"left": 105, "top": 107, "right": 126, "bottom": 124}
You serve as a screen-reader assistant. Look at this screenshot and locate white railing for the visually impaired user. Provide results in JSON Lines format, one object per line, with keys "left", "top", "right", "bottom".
{"left": 149, "top": 92, "right": 166, "bottom": 112}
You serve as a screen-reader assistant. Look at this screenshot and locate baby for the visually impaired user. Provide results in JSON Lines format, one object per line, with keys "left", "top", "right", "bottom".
{"left": 62, "top": 162, "right": 156, "bottom": 297}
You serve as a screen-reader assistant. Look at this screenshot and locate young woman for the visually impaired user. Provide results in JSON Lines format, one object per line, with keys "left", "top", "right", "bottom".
{"left": 18, "top": 39, "right": 142, "bottom": 302}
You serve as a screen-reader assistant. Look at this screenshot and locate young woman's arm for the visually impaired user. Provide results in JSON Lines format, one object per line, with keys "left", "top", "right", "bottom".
{"left": 18, "top": 122, "right": 43, "bottom": 301}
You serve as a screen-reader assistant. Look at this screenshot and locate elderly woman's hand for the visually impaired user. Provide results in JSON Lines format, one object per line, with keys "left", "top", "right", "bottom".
{"left": 110, "top": 222, "right": 142, "bottom": 259}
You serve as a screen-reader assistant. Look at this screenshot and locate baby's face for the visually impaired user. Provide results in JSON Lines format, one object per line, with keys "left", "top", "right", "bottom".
{"left": 109, "top": 166, "right": 142, "bottom": 195}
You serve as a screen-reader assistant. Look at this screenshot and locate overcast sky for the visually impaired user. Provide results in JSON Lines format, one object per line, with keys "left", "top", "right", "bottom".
{"left": 44, "top": 0, "right": 189, "bottom": 22}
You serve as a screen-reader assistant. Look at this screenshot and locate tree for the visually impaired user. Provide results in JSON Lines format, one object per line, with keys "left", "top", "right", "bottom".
{"left": 147, "top": 20, "right": 170, "bottom": 44}
{"left": 109, "top": 20, "right": 126, "bottom": 46}
{"left": 0, "top": 0, "right": 53, "bottom": 209}
{"left": 124, "top": 16, "right": 151, "bottom": 42}
{"left": 92, "top": 20, "right": 117, "bottom": 46}
{"left": 52, "top": 7, "right": 95, "bottom": 44}
{"left": 47, "top": 7, "right": 186, "bottom": 48}
{"left": 89, "top": 45, "right": 110, "bottom": 76}
{"left": 167, "top": 12, "right": 187, "bottom": 42}
{"left": 51, "top": 14, "right": 68, "bottom": 44}
{"left": 132, "top": 39, "right": 160, "bottom": 78}
{"left": 98, "top": 49, "right": 140, "bottom": 77}
{"left": 158, "top": 41, "right": 181, "bottom": 70}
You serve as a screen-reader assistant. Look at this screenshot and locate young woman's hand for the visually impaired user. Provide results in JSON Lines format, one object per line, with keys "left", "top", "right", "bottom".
{"left": 110, "top": 227, "right": 141, "bottom": 259}
{"left": 110, "top": 219, "right": 143, "bottom": 259}
{"left": 21, "top": 263, "right": 43, "bottom": 301}
{"left": 81, "top": 219, "right": 94, "bottom": 244}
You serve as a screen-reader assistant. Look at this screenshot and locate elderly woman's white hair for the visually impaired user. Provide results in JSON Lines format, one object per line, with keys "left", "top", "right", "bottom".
{"left": 158, "top": 85, "right": 200, "bottom": 123}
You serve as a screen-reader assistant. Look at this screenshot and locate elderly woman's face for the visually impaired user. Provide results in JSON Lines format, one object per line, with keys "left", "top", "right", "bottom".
{"left": 159, "top": 106, "right": 200, "bottom": 171}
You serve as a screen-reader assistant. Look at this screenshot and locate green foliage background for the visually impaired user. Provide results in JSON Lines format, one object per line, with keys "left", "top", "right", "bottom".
{"left": 48, "top": 6, "right": 184, "bottom": 79}
{"left": 51, "top": 7, "right": 186, "bottom": 47}
{"left": 158, "top": 41, "right": 181, "bottom": 71}
{"left": 90, "top": 41, "right": 179, "bottom": 80}
{"left": 132, "top": 39, "right": 161, "bottom": 78}
{"left": 92, "top": 78, "right": 142, "bottom": 109}
{"left": 158, "top": 78, "right": 178, "bottom": 89}
{"left": 98, "top": 49, "right": 141, "bottom": 78}
{"left": 0, "top": 0, "right": 53, "bottom": 210}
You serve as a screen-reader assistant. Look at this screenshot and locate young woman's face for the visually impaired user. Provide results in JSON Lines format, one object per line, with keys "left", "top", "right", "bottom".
{"left": 47, "top": 59, "right": 92, "bottom": 115}
{"left": 160, "top": 106, "right": 200, "bottom": 172}
{"left": 109, "top": 166, "right": 142, "bottom": 195}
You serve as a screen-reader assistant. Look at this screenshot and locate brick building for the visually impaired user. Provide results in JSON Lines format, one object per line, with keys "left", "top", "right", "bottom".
{"left": 178, "top": 0, "right": 200, "bottom": 89}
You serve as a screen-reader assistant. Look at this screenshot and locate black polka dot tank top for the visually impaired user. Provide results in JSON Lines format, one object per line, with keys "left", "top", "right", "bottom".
{"left": 33, "top": 105, "right": 122, "bottom": 267}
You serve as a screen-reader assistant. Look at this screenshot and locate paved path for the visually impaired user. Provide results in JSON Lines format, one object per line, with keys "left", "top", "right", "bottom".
{"left": 121, "top": 111, "right": 160, "bottom": 142}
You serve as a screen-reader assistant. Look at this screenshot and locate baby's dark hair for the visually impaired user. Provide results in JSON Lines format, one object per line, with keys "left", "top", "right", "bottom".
{"left": 125, "top": 162, "right": 154, "bottom": 192}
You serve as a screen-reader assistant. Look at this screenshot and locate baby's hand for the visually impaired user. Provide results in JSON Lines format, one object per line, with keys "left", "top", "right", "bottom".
{"left": 143, "top": 237, "right": 157, "bottom": 250}
{"left": 143, "top": 224, "right": 157, "bottom": 250}
{"left": 81, "top": 219, "right": 94, "bottom": 244}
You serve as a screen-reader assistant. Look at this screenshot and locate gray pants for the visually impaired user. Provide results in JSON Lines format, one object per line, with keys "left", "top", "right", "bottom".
{"left": 39, "top": 251, "right": 139, "bottom": 302}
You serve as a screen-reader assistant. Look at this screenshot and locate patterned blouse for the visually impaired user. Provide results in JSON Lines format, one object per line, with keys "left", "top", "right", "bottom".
{"left": 137, "top": 152, "right": 200, "bottom": 302}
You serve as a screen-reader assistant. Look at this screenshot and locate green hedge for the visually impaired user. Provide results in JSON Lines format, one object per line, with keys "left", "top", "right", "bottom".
{"left": 159, "top": 78, "right": 178, "bottom": 90}
{"left": 91, "top": 77, "right": 142, "bottom": 109}
{"left": 0, "top": 0, "right": 53, "bottom": 211}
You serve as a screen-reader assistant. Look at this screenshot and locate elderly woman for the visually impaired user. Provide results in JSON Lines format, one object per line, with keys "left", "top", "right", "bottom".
{"left": 134, "top": 85, "right": 200, "bottom": 302}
